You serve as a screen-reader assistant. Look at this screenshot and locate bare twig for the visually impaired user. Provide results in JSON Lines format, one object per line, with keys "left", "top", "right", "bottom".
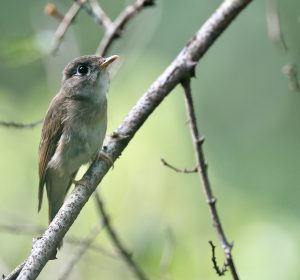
{"left": 74, "top": 0, "right": 111, "bottom": 29}
{"left": 58, "top": 223, "right": 104, "bottom": 280}
{"left": 50, "top": 2, "right": 82, "bottom": 54}
{"left": 0, "top": 223, "right": 116, "bottom": 257}
{"left": 161, "top": 158, "right": 197, "bottom": 174}
{"left": 88, "top": 0, "right": 113, "bottom": 30}
{"left": 51, "top": 0, "right": 152, "bottom": 55}
{"left": 266, "top": 0, "right": 287, "bottom": 50}
{"left": 44, "top": 3, "right": 64, "bottom": 21}
{"left": 208, "top": 241, "right": 227, "bottom": 276}
{"left": 282, "top": 64, "right": 300, "bottom": 92}
{"left": 1, "top": 222, "right": 113, "bottom": 280}
{"left": 96, "top": 0, "right": 155, "bottom": 56}
{"left": 94, "top": 192, "right": 149, "bottom": 280}
{"left": 17, "top": 1, "right": 253, "bottom": 278}
{"left": 2, "top": 260, "right": 27, "bottom": 280}
{"left": 160, "top": 227, "right": 175, "bottom": 280}
{"left": 182, "top": 78, "right": 239, "bottom": 279}
{"left": 0, "top": 119, "right": 42, "bottom": 129}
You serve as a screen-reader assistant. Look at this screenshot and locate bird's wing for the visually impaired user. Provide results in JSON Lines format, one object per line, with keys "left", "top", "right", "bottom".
{"left": 38, "top": 95, "right": 65, "bottom": 211}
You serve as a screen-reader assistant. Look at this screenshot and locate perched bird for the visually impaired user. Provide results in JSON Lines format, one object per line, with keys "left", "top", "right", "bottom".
{"left": 38, "top": 55, "right": 118, "bottom": 225}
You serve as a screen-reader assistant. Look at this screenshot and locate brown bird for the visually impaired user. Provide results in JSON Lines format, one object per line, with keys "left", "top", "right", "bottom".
{"left": 38, "top": 55, "right": 118, "bottom": 226}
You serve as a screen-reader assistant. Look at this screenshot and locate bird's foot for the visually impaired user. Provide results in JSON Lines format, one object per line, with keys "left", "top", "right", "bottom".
{"left": 71, "top": 178, "right": 82, "bottom": 186}
{"left": 98, "top": 151, "right": 114, "bottom": 169}
{"left": 109, "top": 131, "right": 130, "bottom": 140}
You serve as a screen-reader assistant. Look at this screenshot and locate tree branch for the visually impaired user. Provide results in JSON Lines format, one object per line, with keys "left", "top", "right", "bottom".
{"left": 74, "top": 0, "right": 110, "bottom": 28}
{"left": 57, "top": 223, "right": 104, "bottom": 280}
{"left": 161, "top": 158, "right": 197, "bottom": 174}
{"left": 94, "top": 192, "right": 148, "bottom": 280}
{"left": 0, "top": 223, "right": 116, "bottom": 257}
{"left": 88, "top": 0, "right": 113, "bottom": 30}
{"left": 50, "top": 2, "right": 82, "bottom": 54}
{"left": 96, "top": 0, "right": 155, "bottom": 56}
{"left": 282, "top": 64, "right": 300, "bottom": 92}
{"left": 0, "top": 120, "right": 42, "bottom": 129}
{"left": 208, "top": 241, "right": 227, "bottom": 276}
{"left": 2, "top": 260, "right": 27, "bottom": 280}
{"left": 16, "top": 1, "right": 253, "bottom": 279}
{"left": 160, "top": 227, "right": 175, "bottom": 280}
{"left": 182, "top": 78, "right": 239, "bottom": 279}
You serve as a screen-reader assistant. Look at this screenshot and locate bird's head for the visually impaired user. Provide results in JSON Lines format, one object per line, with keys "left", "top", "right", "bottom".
{"left": 61, "top": 55, "right": 119, "bottom": 99}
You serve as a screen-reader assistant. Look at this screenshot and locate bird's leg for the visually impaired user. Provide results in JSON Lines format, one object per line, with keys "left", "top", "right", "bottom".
{"left": 109, "top": 131, "right": 130, "bottom": 140}
{"left": 97, "top": 132, "right": 129, "bottom": 169}
{"left": 71, "top": 177, "right": 81, "bottom": 185}
{"left": 97, "top": 150, "right": 114, "bottom": 169}
{"left": 70, "top": 172, "right": 81, "bottom": 185}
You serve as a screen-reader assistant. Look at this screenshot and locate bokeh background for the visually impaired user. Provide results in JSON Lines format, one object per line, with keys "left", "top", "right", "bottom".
{"left": 1, "top": 0, "right": 300, "bottom": 279}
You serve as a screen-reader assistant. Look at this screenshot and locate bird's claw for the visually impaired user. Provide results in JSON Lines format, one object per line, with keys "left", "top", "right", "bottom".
{"left": 71, "top": 178, "right": 81, "bottom": 185}
{"left": 109, "top": 131, "right": 130, "bottom": 140}
{"left": 98, "top": 151, "right": 114, "bottom": 169}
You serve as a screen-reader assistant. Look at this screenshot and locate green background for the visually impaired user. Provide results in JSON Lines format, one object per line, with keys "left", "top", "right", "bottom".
{"left": 1, "top": 0, "right": 300, "bottom": 279}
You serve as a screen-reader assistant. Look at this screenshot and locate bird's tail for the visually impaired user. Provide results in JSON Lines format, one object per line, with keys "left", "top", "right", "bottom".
{"left": 45, "top": 170, "right": 74, "bottom": 248}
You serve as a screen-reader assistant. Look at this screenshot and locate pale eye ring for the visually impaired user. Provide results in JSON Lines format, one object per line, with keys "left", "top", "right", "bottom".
{"left": 76, "top": 64, "right": 89, "bottom": 76}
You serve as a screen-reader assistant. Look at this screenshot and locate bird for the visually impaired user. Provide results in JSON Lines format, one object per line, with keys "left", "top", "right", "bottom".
{"left": 38, "top": 54, "right": 118, "bottom": 228}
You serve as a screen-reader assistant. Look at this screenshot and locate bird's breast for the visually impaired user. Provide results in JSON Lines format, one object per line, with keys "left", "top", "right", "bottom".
{"left": 66, "top": 108, "right": 107, "bottom": 172}
{"left": 48, "top": 98, "right": 107, "bottom": 176}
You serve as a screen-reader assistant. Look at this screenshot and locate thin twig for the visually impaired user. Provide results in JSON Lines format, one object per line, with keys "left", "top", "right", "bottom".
{"left": 2, "top": 259, "right": 27, "bottom": 280}
{"left": 0, "top": 223, "right": 116, "bottom": 257}
{"left": 161, "top": 158, "right": 197, "bottom": 174}
{"left": 44, "top": 3, "right": 64, "bottom": 21}
{"left": 282, "top": 64, "right": 300, "bottom": 92}
{"left": 51, "top": 2, "right": 82, "bottom": 54}
{"left": 88, "top": 0, "right": 113, "bottom": 30}
{"left": 94, "top": 192, "right": 149, "bottom": 280}
{"left": 208, "top": 241, "right": 227, "bottom": 276}
{"left": 96, "top": 0, "right": 155, "bottom": 56}
{"left": 58, "top": 223, "right": 104, "bottom": 280}
{"left": 181, "top": 78, "right": 239, "bottom": 279}
{"left": 17, "top": 1, "right": 253, "bottom": 278}
{"left": 0, "top": 119, "right": 42, "bottom": 129}
{"left": 266, "top": 0, "right": 287, "bottom": 50}
{"left": 74, "top": 0, "right": 111, "bottom": 29}
{"left": 160, "top": 227, "right": 175, "bottom": 280}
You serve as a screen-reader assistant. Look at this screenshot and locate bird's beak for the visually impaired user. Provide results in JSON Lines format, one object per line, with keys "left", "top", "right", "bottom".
{"left": 100, "top": 55, "right": 119, "bottom": 69}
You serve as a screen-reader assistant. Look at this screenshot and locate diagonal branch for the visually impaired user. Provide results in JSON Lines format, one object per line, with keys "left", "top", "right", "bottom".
{"left": 0, "top": 223, "right": 116, "bottom": 257}
{"left": 57, "top": 223, "right": 104, "bottom": 280}
{"left": 50, "top": 2, "right": 82, "bottom": 54}
{"left": 2, "top": 260, "right": 27, "bottom": 280}
{"left": 94, "top": 192, "right": 148, "bottom": 280}
{"left": 160, "top": 227, "right": 175, "bottom": 280}
{"left": 182, "top": 78, "right": 239, "bottom": 279}
{"left": 96, "top": 0, "right": 155, "bottom": 56}
{"left": 88, "top": 0, "right": 113, "bottom": 30}
{"left": 16, "top": 1, "right": 253, "bottom": 279}
{"left": 74, "top": 0, "right": 111, "bottom": 28}
{"left": 51, "top": 0, "right": 152, "bottom": 55}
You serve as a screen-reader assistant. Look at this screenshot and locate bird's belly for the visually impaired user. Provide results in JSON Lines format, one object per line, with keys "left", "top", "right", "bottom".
{"left": 68, "top": 122, "right": 106, "bottom": 171}
{"left": 49, "top": 119, "right": 107, "bottom": 176}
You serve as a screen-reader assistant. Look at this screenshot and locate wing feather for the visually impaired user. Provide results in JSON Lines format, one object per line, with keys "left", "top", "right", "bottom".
{"left": 38, "top": 95, "right": 65, "bottom": 211}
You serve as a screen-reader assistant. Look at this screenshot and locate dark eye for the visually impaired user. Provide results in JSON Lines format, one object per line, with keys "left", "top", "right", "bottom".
{"left": 76, "top": 64, "right": 89, "bottom": 76}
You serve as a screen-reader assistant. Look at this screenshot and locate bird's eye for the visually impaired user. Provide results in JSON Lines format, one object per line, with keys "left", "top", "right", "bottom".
{"left": 76, "top": 64, "right": 89, "bottom": 76}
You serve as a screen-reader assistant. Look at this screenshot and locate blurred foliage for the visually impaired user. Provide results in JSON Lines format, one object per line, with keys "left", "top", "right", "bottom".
{"left": 1, "top": 0, "right": 300, "bottom": 279}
